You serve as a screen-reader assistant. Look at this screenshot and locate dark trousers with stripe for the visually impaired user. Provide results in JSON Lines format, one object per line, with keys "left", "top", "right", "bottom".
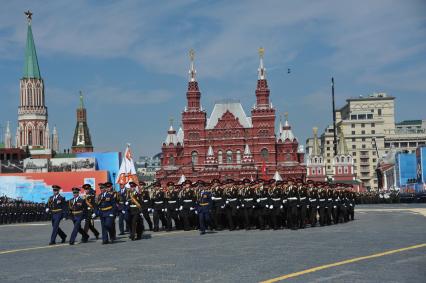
{"left": 50, "top": 213, "right": 66, "bottom": 243}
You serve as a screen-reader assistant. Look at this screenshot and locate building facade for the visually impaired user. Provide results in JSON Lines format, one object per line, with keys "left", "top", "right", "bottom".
{"left": 156, "top": 49, "right": 306, "bottom": 185}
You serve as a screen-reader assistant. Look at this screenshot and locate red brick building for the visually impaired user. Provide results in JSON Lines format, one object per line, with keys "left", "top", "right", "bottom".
{"left": 156, "top": 49, "right": 306, "bottom": 185}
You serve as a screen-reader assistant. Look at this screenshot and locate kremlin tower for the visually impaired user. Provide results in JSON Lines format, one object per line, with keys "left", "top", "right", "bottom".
{"left": 71, "top": 92, "right": 94, "bottom": 153}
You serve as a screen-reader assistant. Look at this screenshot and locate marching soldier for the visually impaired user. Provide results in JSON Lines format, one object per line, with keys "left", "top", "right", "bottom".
{"left": 225, "top": 180, "right": 239, "bottom": 231}
{"left": 298, "top": 181, "right": 308, "bottom": 229}
{"left": 307, "top": 182, "right": 319, "bottom": 227}
{"left": 197, "top": 186, "right": 212, "bottom": 235}
{"left": 95, "top": 183, "right": 116, "bottom": 244}
{"left": 139, "top": 182, "right": 153, "bottom": 231}
{"left": 256, "top": 180, "right": 270, "bottom": 230}
{"left": 179, "top": 180, "right": 196, "bottom": 231}
{"left": 287, "top": 179, "right": 299, "bottom": 230}
{"left": 82, "top": 184, "right": 100, "bottom": 239}
{"left": 269, "top": 181, "right": 283, "bottom": 230}
{"left": 166, "top": 182, "right": 181, "bottom": 231}
{"left": 210, "top": 180, "right": 225, "bottom": 230}
{"left": 46, "top": 185, "right": 67, "bottom": 245}
{"left": 126, "top": 182, "right": 143, "bottom": 240}
{"left": 117, "top": 183, "right": 129, "bottom": 235}
{"left": 152, "top": 182, "right": 167, "bottom": 232}
{"left": 68, "top": 187, "right": 90, "bottom": 245}
{"left": 241, "top": 180, "right": 256, "bottom": 230}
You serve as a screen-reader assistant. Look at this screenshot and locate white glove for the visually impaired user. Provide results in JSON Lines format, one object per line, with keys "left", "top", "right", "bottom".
{"left": 164, "top": 208, "right": 168, "bottom": 212}
{"left": 195, "top": 211, "right": 198, "bottom": 215}
{"left": 125, "top": 201, "right": 129, "bottom": 205}
{"left": 257, "top": 199, "right": 260, "bottom": 203}
{"left": 190, "top": 207, "right": 194, "bottom": 211}
{"left": 108, "top": 214, "right": 114, "bottom": 217}
{"left": 270, "top": 206, "right": 273, "bottom": 210}
{"left": 280, "top": 205, "right": 283, "bottom": 209}
{"left": 226, "top": 200, "right": 229, "bottom": 204}
{"left": 161, "top": 209, "right": 165, "bottom": 212}
{"left": 266, "top": 205, "right": 269, "bottom": 209}
{"left": 179, "top": 206, "right": 183, "bottom": 211}
{"left": 91, "top": 213, "right": 96, "bottom": 218}
{"left": 121, "top": 210, "right": 126, "bottom": 214}
{"left": 242, "top": 204, "right": 245, "bottom": 208}
{"left": 221, "top": 206, "right": 225, "bottom": 209}
{"left": 317, "top": 206, "right": 320, "bottom": 209}
{"left": 140, "top": 213, "right": 143, "bottom": 217}
{"left": 237, "top": 206, "right": 240, "bottom": 209}
{"left": 45, "top": 208, "right": 49, "bottom": 213}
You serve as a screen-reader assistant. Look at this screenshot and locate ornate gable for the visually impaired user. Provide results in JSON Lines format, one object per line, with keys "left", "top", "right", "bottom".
{"left": 214, "top": 110, "right": 244, "bottom": 130}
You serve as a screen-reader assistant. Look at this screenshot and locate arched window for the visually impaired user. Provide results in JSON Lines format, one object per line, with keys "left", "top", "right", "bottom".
{"left": 226, "top": 150, "right": 232, "bottom": 164}
{"left": 169, "top": 155, "right": 175, "bottom": 166}
{"left": 285, "top": 153, "right": 291, "bottom": 161}
{"left": 218, "top": 150, "right": 223, "bottom": 164}
{"left": 314, "top": 157, "right": 318, "bottom": 163}
{"left": 28, "top": 130, "right": 33, "bottom": 145}
{"left": 312, "top": 168, "right": 316, "bottom": 175}
{"left": 191, "top": 151, "right": 198, "bottom": 165}
{"left": 39, "top": 130, "right": 43, "bottom": 146}
{"left": 338, "top": 167, "right": 342, "bottom": 174}
{"left": 261, "top": 148, "right": 269, "bottom": 161}
{"left": 344, "top": 166, "right": 348, "bottom": 174}
{"left": 28, "top": 88, "right": 33, "bottom": 106}
{"left": 236, "top": 150, "right": 241, "bottom": 164}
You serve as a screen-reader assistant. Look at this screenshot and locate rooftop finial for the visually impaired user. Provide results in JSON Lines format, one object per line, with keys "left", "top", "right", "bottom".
{"left": 169, "top": 117, "right": 174, "bottom": 128}
{"left": 24, "top": 10, "right": 33, "bottom": 24}
{"left": 79, "top": 90, "right": 84, "bottom": 109}
{"left": 188, "top": 49, "right": 196, "bottom": 82}
{"left": 258, "top": 47, "right": 266, "bottom": 79}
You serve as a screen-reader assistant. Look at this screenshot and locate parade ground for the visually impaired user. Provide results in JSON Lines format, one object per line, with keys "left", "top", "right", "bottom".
{"left": 0, "top": 204, "right": 425, "bottom": 283}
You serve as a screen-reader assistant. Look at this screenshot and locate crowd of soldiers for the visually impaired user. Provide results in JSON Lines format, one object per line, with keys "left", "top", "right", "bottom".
{"left": 356, "top": 191, "right": 400, "bottom": 204}
{"left": 0, "top": 196, "right": 49, "bottom": 225}
{"left": 44, "top": 178, "right": 357, "bottom": 245}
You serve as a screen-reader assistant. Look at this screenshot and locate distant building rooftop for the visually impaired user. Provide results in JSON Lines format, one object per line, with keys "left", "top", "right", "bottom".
{"left": 346, "top": 92, "right": 395, "bottom": 102}
{"left": 395, "top": 120, "right": 423, "bottom": 126}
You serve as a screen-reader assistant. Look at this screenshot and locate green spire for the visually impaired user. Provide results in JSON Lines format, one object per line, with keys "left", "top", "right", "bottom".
{"left": 23, "top": 16, "right": 41, "bottom": 79}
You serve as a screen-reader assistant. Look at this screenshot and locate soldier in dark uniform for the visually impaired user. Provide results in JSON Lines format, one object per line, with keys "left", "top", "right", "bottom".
{"left": 325, "top": 186, "right": 334, "bottom": 225}
{"left": 46, "top": 185, "right": 67, "bottom": 245}
{"left": 82, "top": 184, "right": 100, "bottom": 239}
{"left": 241, "top": 180, "right": 256, "bottom": 230}
{"left": 126, "top": 182, "right": 143, "bottom": 240}
{"left": 307, "top": 181, "right": 319, "bottom": 227}
{"left": 225, "top": 180, "right": 239, "bottom": 231}
{"left": 152, "top": 183, "right": 167, "bottom": 232}
{"left": 197, "top": 186, "right": 212, "bottom": 235}
{"left": 318, "top": 184, "right": 327, "bottom": 226}
{"left": 68, "top": 187, "right": 90, "bottom": 245}
{"left": 211, "top": 180, "right": 226, "bottom": 230}
{"left": 286, "top": 179, "right": 299, "bottom": 230}
{"left": 105, "top": 182, "right": 118, "bottom": 240}
{"left": 255, "top": 180, "right": 270, "bottom": 230}
{"left": 139, "top": 182, "right": 153, "bottom": 231}
{"left": 179, "top": 180, "right": 196, "bottom": 231}
{"left": 94, "top": 183, "right": 116, "bottom": 244}
{"left": 117, "top": 183, "right": 129, "bottom": 235}
{"left": 166, "top": 182, "right": 181, "bottom": 231}
{"left": 269, "top": 181, "right": 283, "bottom": 230}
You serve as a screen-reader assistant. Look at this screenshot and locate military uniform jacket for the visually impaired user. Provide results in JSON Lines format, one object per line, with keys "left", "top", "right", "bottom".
{"left": 68, "top": 196, "right": 87, "bottom": 217}
{"left": 308, "top": 191, "right": 319, "bottom": 208}
{"left": 117, "top": 188, "right": 128, "bottom": 211}
{"left": 167, "top": 192, "right": 180, "bottom": 211}
{"left": 256, "top": 191, "right": 269, "bottom": 209}
{"left": 241, "top": 190, "right": 256, "bottom": 208}
{"left": 47, "top": 194, "right": 67, "bottom": 214}
{"left": 84, "top": 192, "right": 97, "bottom": 215}
{"left": 211, "top": 191, "right": 225, "bottom": 209}
{"left": 141, "top": 192, "right": 152, "bottom": 210}
{"left": 287, "top": 188, "right": 299, "bottom": 205}
{"left": 126, "top": 190, "right": 142, "bottom": 214}
{"left": 269, "top": 192, "right": 282, "bottom": 209}
{"left": 225, "top": 191, "right": 239, "bottom": 208}
{"left": 181, "top": 192, "right": 196, "bottom": 210}
{"left": 197, "top": 192, "right": 212, "bottom": 212}
{"left": 153, "top": 192, "right": 166, "bottom": 210}
{"left": 96, "top": 192, "right": 116, "bottom": 216}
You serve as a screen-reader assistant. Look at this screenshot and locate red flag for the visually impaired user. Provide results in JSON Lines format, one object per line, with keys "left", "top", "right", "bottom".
{"left": 261, "top": 160, "right": 267, "bottom": 179}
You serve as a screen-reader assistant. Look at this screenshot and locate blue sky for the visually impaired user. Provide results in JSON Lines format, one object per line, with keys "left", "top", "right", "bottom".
{"left": 0, "top": 0, "right": 425, "bottom": 157}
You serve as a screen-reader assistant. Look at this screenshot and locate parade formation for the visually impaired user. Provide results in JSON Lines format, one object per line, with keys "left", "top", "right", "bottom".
{"left": 41, "top": 178, "right": 361, "bottom": 245}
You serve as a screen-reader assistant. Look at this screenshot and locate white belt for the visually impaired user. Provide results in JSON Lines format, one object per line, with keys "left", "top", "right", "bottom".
{"left": 260, "top": 198, "right": 267, "bottom": 201}
{"left": 155, "top": 201, "right": 164, "bottom": 204}
{"left": 212, "top": 197, "right": 222, "bottom": 200}
{"left": 300, "top": 197, "right": 306, "bottom": 200}
{"left": 184, "top": 200, "right": 192, "bottom": 203}
{"left": 288, "top": 197, "right": 297, "bottom": 200}
{"left": 272, "top": 198, "right": 281, "bottom": 201}
{"left": 168, "top": 201, "right": 176, "bottom": 204}
{"left": 309, "top": 198, "right": 317, "bottom": 202}
{"left": 244, "top": 198, "right": 253, "bottom": 201}
{"left": 130, "top": 205, "right": 137, "bottom": 208}
{"left": 328, "top": 199, "right": 333, "bottom": 201}
{"left": 228, "top": 198, "right": 237, "bottom": 202}
{"left": 143, "top": 200, "right": 149, "bottom": 203}
{"left": 319, "top": 199, "right": 325, "bottom": 201}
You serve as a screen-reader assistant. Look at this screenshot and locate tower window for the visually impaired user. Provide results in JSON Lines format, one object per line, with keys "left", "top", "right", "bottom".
{"left": 218, "top": 150, "right": 223, "bottom": 164}
{"left": 261, "top": 148, "right": 269, "bottom": 161}
{"left": 191, "top": 151, "right": 198, "bottom": 165}
{"left": 226, "top": 150, "right": 233, "bottom": 163}
{"left": 236, "top": 150, "right": 241, "bottom": 164}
